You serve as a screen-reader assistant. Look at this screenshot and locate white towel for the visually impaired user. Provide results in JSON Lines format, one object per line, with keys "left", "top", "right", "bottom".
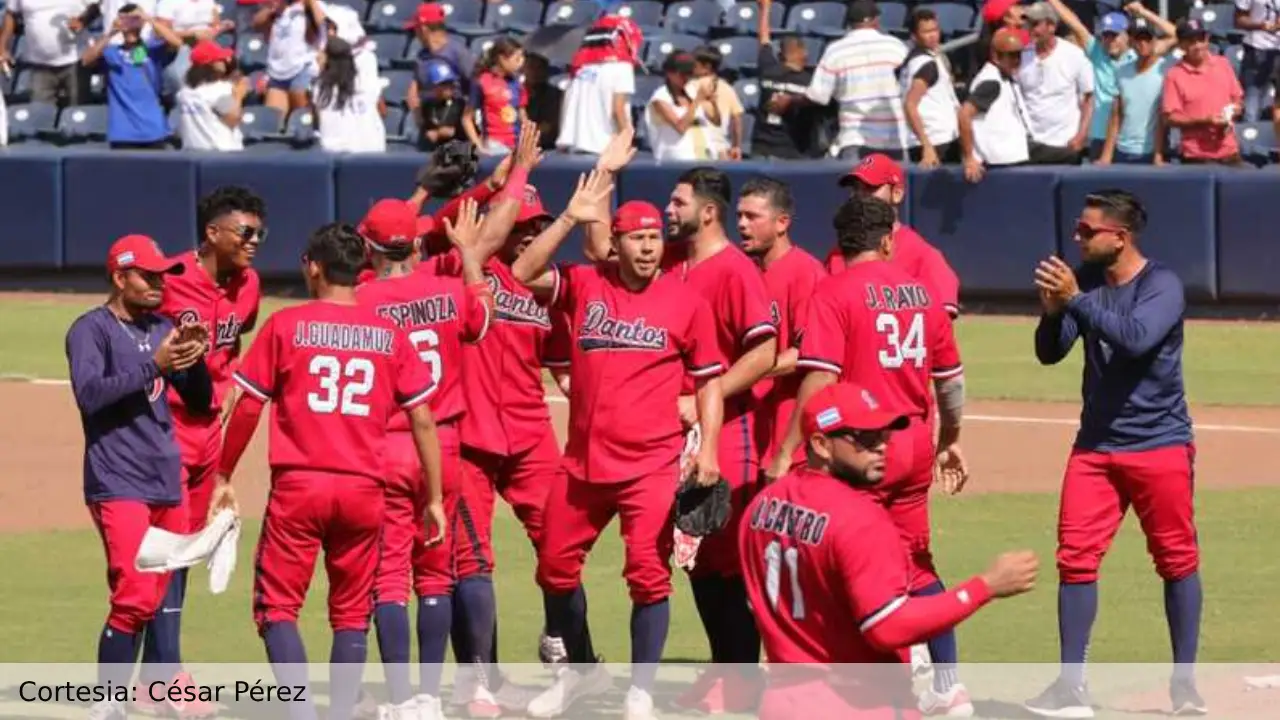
{"left": 135, "top": 510, "right": 241, "bottom": 594}
{"left": 674, "top": 426, "right": 703, "bottom": 571}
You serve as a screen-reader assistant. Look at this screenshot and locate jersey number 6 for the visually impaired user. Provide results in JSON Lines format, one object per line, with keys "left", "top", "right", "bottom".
{"left": 408, "top": 328, "right": 444, "bottom": 390}
{"left": 307, "top": 355, "right": 375, "bottom": 417}
{"left": 876, "top": 312, "right": 926, "bottom": 370}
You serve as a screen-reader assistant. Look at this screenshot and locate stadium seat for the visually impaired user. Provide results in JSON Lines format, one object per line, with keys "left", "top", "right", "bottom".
{"left": 383, "top": 105, "right": 408, "bottom": 142}
{"left": 471, "top": 34, "right": 504, "bottom": 55}
{"left": 402, "top": 36, "right": 424, "bottom": 67}
{"left": 924, "top": 2, "right": 977, "bottom": 37}
{"left": 284, "top": 108, "right": 317, "bottom": 147}
{"left": 1224, "top": 43, "right": 1244, "bottom": 77}
{"left": 741, "top": 113, "right": 755, "bottom": 157}
{"left": 367, "top": 0, "right": 418, "bottom": 33}
{"left": 799, "top": 36, "right": 825, "bottom": 66}
{"left": 667, "top": 0, "right": 721, "bottom": 36}
{"left": 719, "top": 1, "right": 785, "bottom": 36}
{"left": 382, "top": 68, "right": 415, "bottom": 108}
{"left": 1190, "top": 3, "right": 1237, "bottom": 40}
{"left": 369, "top": 32, "right": 407, "bottom": 69}
{"left": 441, "top": 0, "right": 488, "bottom": 36}
{"left": 5, "top": 102, "right": 58, "bottom": 143}
{"left": 485, "top": 0, "right": 545, "bottom": 34}
{"left": 86, "top": 72, "right": 107, "bottom": 104}
{"left": 879, "top": 1, "right": 909, "bottom": 36}
{"left": 246, "top": 70, "right": 267, "bottom": 105}
{"left": 644, "top": 33, "right": 703, "bottom": 71}
{"left": 714, "top": 37, "right": 759, "bottom": 74}
{"left": 239, "top": 105, "right": 285, "bottom": 142}
{"left": 633, "top": 73, "right": 664, "bottom": 107}
{"left": 5, "top": 68, "right": 32, "bottom": 104}
{"left": 734, "top": 77, "right": 760, "bottom": 112}
{"left": 401, "top": 110, "right": 420, "bottom": 145}
{"left": 545, "top": 0, "right": 599, "bottom": 27}
{"left": 614, "top": 1, "right": 665, "bottom": 36}
{"left": 784, "top": 2, "right": 848, "bottom": 39}
{"left": 236, "top": 33, "right": 269, "bottom": 72}
{"left": 57, "top": 105, "right": 108, "bottom": 143}
{"left": 1237, "top": 122, "right": 1277, "bottom": 166}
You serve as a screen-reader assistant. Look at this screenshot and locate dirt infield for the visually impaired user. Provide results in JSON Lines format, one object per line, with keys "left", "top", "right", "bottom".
{"left": 2, "top": 380, "right": 1277, "bottom": 533}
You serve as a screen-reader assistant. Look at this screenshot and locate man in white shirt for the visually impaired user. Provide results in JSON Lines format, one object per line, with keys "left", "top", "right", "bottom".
{"left": 902, "top": 7, "right": 961, "bottom": 167}
{"left": 0, "top": 0, "right": 90, "bottom": 105}
{"left": 1234, "top": 0, "right": 1280, "bottom": 121}
{"left": 804, "top": 0, "right": 908, "bottom": 160}
{"left": 959, "top": 27, "right": 1034, "bottom": 182}
{"left": 556, "top": 14, "right": 641, "bottom": 155}
{"left": 1016, "top": 1, "right": 1095, "bottom": 164}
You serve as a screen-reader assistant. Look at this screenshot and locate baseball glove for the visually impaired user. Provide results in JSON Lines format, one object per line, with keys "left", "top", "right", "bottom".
{"left": 674, "top": 474, "right": 732, "bottom": 538}
{"left": 415, "top": 140, "right": 479, "bottom": 198}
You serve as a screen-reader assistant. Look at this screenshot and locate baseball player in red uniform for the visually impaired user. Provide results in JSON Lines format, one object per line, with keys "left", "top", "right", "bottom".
{"left": 142, "top": 187, "right": 264, "bottom": 716}
{"left": 736, "top": 176, "right": 827, "bottom": 474}
{"left": 742, "top": 382, "right": 1037, "bottom": 720}
{"left": 768, "top": 194, "right": 972, "bottom": 716}
{"left": 213, "top": 224, "right": 446, "bottom": 720}
{"left": 354, "top": 199, "right": 495, "bottom": 720}
{"left": 664, "top": 166, "right": 778, "bottom": 713}
{"left": 511, "top": 183, "right": 727, "bottom": 720}
{"left": 826, "top": 154, "right": 961, "bottom": 319}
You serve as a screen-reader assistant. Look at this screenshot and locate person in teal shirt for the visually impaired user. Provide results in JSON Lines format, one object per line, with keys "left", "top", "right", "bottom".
{"left": 1099, "top": 25, "right": 1179, "bottom": 164}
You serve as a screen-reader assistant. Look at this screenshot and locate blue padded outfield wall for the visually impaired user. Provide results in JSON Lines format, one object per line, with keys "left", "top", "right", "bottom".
{"left": 1, "top": 149, "right": 1278, "bottom": 304}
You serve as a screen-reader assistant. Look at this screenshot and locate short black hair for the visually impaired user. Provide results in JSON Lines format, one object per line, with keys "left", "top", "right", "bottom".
{"left": 833, "top": 194, "right": 896, "bottom": 256}
{"left": 909, "top": 8, "right": 938, "bottom": 34}
{"left": 677, "top": 166, "right": 732, "bottom": 223}
{"left": 740, "top": 176, "right": 795, "bottom": 216}
{"left": 1084, "top": 189, "right": 1147, "bottom": 234}
{"left": 305, "top": 223, "right": 367, "bottom": 286}
{"left": 198, "top": 186, "right": 266, "bottom": 237}
{"left": 693, "top": 45, "right": 723, "bottom": 70}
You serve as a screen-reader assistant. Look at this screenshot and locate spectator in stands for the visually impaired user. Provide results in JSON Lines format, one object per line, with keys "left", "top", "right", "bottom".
{"left": 902, "top": 8, "right": 961, "bottom": 168}
{"left": 83, "top": 4, "right": 182, "bottom": 149}
{"left": 644, "top": 51, "right": 717, "bottom": 161}
{"left": 1234, "top": 0, "right": 1280, "bottom": 121}
{"left": 414, "top": 58, "right": 463, "bottom": 150}
{"left": 556, "top": 14, "right": 641, "bottom": 155}
{"left": 176, "top": 38, "right": 246, "bottom": 151}
{"left": 960, "top": 27, "right": 1033, "bottom": 182}
{"left": 1046, "top": 0, "right": 1176, "bottom": 161}
{"left": 523, "top": 52, "right": 561, "bottom": 151}
{"left": 1098, "top": 21, "right": 1175, "bottom": 165}
{"left": 406, "top": 2, "right": 472, "bottom": 108}
{"left": 461, "top": 37, "right": 526, "bottom": 156}
{"left": 804, "top": 0, "right": 908, "bottom": 160}
{"left": 0, "top": 0, "right": 89, "bottom": 106}
{"left": 752, "top": 0, "right": 822, "bottom": 159}
{"left": 690, "top": 45, "right": 744, "bottom": 159}
{"left": 1162, "top": 19, "right": 1246, "bottom": 165}
{"left": 973, "top": 0, "right": 1026, "bottom": 82}
{"left": 1017, "top": 2, "right": 1094, "bottom": 164}
{"left": 253, "top": 0, "right": 325, "bottom": 115}
{"left": 78, "top": 0, "right": 158, "bottom": 49}
{"left": 314, "top": 35, "right": 384, "bottom": 153}
{"left": 154, "top": 0, "right": 227, "bottom": 96}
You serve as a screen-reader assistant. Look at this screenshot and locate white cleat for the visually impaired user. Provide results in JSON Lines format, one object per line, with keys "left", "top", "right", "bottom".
{"left": 526, "top": 663, "right": 613, "bottom": 718}
{"left": 919, "top": 683, "right": 975, "bottom": 717}
{"left": 88, "top": 700, "right": 127, "bottom": 720}
{"left": 376, "top": 698, "right": 423, "bottom": 720}
{"left": 416, "top": 695, "right": 445, "bottom": 720}
{"left": 911, "top": 644, "right": 934, "bottom": 678}
{"left": 624, "top": 686, "right": 659, "bottom": 720}
{"left": 493, "top": 679, "right": 542, "bottom": 711}
{"left": 451, "top": 665, "right": 479, "bottom": 708}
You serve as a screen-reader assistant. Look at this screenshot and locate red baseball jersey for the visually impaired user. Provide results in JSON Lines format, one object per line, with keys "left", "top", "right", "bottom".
{"left": 739, "top": 466, "right": 913, "bottom": 666}
{"left": 826, "top": 225, "right": 961, "bottom": 317}
{"left": 355, "top": 271, "right": 491, "bottom": 428}
{"left": 233, "top": 301, "right": 435, "bottom": 481}
{"left": 753, "top": 247, "right": 826, "bottom": 463}
{"left": 426, "top": 250, "right": 567, "bottom": 456}
{"left": 798, "top": 260, "right": 962, "bottom": 418}
{"left": 549, "top": 263, "right": 724, "bottom": 482}
{"left": 159, "top": 251, "right": 261, "bottom": 463}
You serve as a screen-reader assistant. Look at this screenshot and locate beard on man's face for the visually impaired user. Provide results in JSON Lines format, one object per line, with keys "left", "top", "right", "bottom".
{"left": 830, "top": 457, "right": 875, "bottom": 487}
{"left": 666, "top": 216, "right": 699, "bottom": 242}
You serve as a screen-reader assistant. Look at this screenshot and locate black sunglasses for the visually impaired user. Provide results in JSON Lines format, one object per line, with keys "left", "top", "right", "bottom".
{"left": 833, "top": 429, "right": 891, "bottom": 450}
{"left": 218, "top": 223, "right": 267, "bottom": 243}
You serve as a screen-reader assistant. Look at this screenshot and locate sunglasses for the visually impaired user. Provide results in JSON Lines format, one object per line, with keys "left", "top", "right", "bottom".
{"left": 1075, "top": 221, "right": 1124, "bottom": 239}
{"left": 218, "top": 224, "right": 267, "bottom": 243}
{"left": 833, "top": 429, "right": 891, "bottom": 450}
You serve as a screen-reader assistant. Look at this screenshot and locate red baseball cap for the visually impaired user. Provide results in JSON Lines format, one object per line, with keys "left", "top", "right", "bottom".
{"left": 981, "top": 0, "right": 1019, "bottom": 24}
{"left": 612, "top": 200, "right": 662, "bottom": 235}
{"left": 106, "top": 234, "right": 184, "bottom": 275}
{"left": 190, "top": 39, "right": 233, "bottom": 66}
{"left": 515, "top": 186, "right": 554, "bottom": 226}
{"left": 416, "top": 214, "right": 437, "bottom": 238}
{"left": 405, "top": 3, "right": 446, "bottom": 29}
{"left": 358, "top": 199, "right": 418, "bottom": 252}
{"left": 841, "top": 153, "right": 905, "bottom": 188}
{"left": 800, "top": 383, "right": 909, "bottom": 438}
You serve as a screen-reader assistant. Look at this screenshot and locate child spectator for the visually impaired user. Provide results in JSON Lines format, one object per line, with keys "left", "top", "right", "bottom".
{"left": 253, "top": 0, "right": 326, "bottom": 115}
{"left": 462, "top": 37, "right": 527, "bottom": 156}
{"left": 645, "top": 51, "right": 718, "bottom": 161}
{"left": 81, "top": 4, "right": 183, "bottom": 149}
{"left": 313, "top": 36, "right": 385, "bottom": 153}
{"left": 415, "top": 58, "right": 464, "bottom": 151}
{"left": 176, "top": 38, "right": 246, "bottom": 151}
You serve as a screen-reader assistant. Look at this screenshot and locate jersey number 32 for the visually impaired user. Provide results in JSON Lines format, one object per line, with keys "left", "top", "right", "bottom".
{"left": 307, "top": 355, "right": 375, "bottom": 417}
{"left": 876, "top": 313, "right": 926, "bottom": 370}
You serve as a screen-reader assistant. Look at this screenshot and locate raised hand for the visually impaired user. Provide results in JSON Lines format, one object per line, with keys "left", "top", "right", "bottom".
{"left": 514, "top": 120, "right": 543, "bottom": 170}
{"left": 595, "top": 126, "right": 637, "bottom": 174}
{"left": 564, "top": 170, "right": 615, "bottom": 225}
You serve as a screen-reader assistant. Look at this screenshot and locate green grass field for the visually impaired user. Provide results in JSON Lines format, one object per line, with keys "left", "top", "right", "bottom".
{"left": 2, "top": 295, "right": 1279, "bottom": 667}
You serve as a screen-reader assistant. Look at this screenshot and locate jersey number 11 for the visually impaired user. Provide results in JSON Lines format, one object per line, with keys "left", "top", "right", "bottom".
{"left": 764, "top": 540, "right": 806, "bottom": 620}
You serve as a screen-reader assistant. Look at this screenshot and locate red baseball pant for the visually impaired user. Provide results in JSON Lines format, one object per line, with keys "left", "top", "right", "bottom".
{"left": 536, "top": 465, "right": 677, "bottom": 605}
{"left": 253, "top": 470, "right": 385, "bottom": 633}
{"left": 1057, "top": 444, "right": 1199, "bottom": 584}
{"left": 457, "top": 425, "right": 560, "bottom": 577}
{"left": 690, "top": 413, "right": 758, "bottom": 579}
{"left": 877, "top": 416, "right": 939, "bottom": 592}
{"left": 89, "top": 499, "right": 188, "bottom": 634}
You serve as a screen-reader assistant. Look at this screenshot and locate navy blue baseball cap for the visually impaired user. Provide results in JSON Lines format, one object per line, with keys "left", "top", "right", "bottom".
{"left": 423, "top": 59, "right": 458, "bottom": 87}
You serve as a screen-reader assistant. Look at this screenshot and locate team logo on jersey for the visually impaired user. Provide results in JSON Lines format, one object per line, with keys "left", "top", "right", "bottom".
{"left": 177, "top": 309, "right": 201, "bottom": 327}
{"left": 147, "top": 377, "right": 166, "bottom": 403}
{"left": 488, "top": 273, "right": 551, "bottom": 328}
{"left": 215, "top": 314, "right": 245, "bottom": 349}
{"left": 769, "top": 301, "right": 781, "bottom": 328}
{"left": 578, "top": 301, "right": 669, "bottom": 352}
{"left": 864, "top": 283, "right": 931, "bottom": 311}
{"left": 376, "top": 295, "right": 459, "bottom": 329}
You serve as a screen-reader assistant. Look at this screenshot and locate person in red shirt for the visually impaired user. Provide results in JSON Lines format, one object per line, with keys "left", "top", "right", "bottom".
{"left": 511, "top": 186, "right": 727, "bottom": 720}
{"left": 825, "top": 154, "right": 961, "bottom": 319}
{"left": 212, "top": 223, "right": 446, "bottom": 720}
{"left": 462, "top": 37, "right": 528, "bottom": 156}
{"left": 742, "top": 382, "right": 1037, "bottom": 720}
{"left": 664, "top": 166, "right": 778, "bottom": 713}
{"left": 736, "top": 176, "right": 826, "bottom": 475}
{"left": 142, "top": 186, "right": 264, "bottom": 716}
{"left": 768, "top": 193, "right": 973, "bottom": 716}
{"left": 353, "top": 198, "right": 495, "bottom": 720}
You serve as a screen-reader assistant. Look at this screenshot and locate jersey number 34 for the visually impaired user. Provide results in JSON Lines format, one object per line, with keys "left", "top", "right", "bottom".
{"left": 876, "top": 313, "right": 926, "bottom": 370}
